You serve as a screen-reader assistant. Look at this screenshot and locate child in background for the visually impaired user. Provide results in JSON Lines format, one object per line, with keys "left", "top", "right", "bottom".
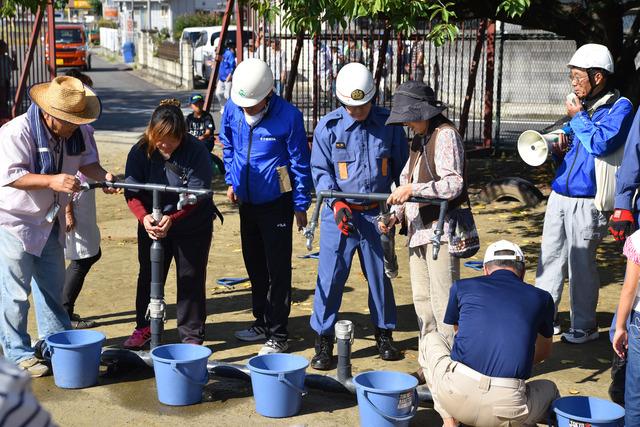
{"left": 613, "top": 229, "right": 640, "bottom": 425}
{"left": 185, "top": 93, "right": 215, "bottom": 152}
{"left": 62, "top": 69, "right": 101, "bottom": 329}
{"left": 185, "top": 93, "right": 225, "bottom": 176}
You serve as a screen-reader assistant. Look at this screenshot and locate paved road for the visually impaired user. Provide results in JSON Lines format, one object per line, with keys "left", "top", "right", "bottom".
{"left": 84, "top": 54, "right": 220, "bottom": 134}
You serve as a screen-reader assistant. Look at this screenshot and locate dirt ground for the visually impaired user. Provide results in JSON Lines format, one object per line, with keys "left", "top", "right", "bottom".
{"left": 28, "top": 139, "right": 625, "bottom": 426}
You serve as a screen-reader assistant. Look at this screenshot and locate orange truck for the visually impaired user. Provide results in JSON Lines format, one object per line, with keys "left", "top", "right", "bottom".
{"left": 46, "top": 23, "right": 91, "bottom": 70}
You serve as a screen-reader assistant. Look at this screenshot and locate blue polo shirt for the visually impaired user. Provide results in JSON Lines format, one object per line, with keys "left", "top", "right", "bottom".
{"left": 444, "top": 270, "right": 554, "bottom": 379}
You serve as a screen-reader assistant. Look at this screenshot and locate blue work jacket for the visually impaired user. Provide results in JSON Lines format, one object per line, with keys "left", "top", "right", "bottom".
{"left": 219, "top": 49, "right": 235, "bottom": 81}
{"left": 552, "top": 91, "right": 633, "bottom": 198}
{"left": 615, "top": 108, "right": 640, "bottom": 213}
{"left": 311, "top": 105, "right": 408, "bottom": 206}
{"left": 220, "top": 95, "right": 312, "bottom": 211}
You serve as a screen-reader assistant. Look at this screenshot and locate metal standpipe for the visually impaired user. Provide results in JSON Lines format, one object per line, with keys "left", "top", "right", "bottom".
{"left": 89, "top": 182, "right": 433, "bottom": 402}
{"left": 148, "top": 189, "right": 165, "bottom": 349}
{"left": 83, "top": 181, "right": 214, "bottom": 368}
{"left": 303, "top": 190, "right": 448, "bottom": 260}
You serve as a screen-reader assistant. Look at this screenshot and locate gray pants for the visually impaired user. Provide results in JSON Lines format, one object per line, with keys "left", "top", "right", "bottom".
{"left": 215, "top": 80, "right": 231, "bottom": 109}
{"left": 535, "top": 191, "right": 608, "bottom": 330}
{"left": 409, "top": 243, "right": 459, "bottom": 368}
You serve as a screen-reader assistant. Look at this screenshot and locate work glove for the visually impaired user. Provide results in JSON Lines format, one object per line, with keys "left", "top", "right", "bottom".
{"left": 333, "top": 200, "right": 355, "bottom": 236}
{"left": 609, "top": 209, "right": 636, "bottom": 242}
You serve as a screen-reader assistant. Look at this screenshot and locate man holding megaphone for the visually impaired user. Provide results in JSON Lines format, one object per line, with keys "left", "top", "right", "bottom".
{"left": 535, "top": 44, "right": 634, "bottom": 345}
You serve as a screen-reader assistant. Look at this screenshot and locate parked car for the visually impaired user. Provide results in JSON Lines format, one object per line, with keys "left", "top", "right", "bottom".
{"left": 46, "top": 23, "right": 91, "bottom": 70}
{"left": 185, "top": 25, "right": 254, "bottom": 81}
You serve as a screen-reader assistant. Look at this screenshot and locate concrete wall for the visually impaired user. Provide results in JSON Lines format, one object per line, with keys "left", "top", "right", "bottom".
{"left": 135, "top": 32, "right": 193, "bottom": 90}
{"left": 100, "top": 27, "right": 121, "bottom": 52}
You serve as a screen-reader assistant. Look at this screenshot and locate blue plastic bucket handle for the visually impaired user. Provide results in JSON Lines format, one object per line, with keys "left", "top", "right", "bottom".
{"left": 216, "top": 277, "right": 250, "bottom": 286}
{"left": 277, "top": 372, "right": 307, "bottom": 396}
{"left": 170, "top": 362, "right": 209, "bottom": 386}
{"left": 464, "top": 261, "right": 484, "bottom": 271}
{"left": 363, "top": 388, "right": 418, "bottom": 423}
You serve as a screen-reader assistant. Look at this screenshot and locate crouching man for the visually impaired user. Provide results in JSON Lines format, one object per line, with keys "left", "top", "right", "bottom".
{"left": 423, "top": 240, "right": 559, "bottom": 427}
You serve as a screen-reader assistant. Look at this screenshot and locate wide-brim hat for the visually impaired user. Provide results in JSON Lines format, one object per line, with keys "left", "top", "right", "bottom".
{"left": 386, "top": 80, "right": 446, "bottom": 126}
{"left": 29, "top": 76, "right": 101, "bottom": 125}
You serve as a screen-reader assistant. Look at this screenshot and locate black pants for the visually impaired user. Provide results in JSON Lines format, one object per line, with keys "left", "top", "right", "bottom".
{"left": 239, "top": 193, "right": 293, "bottom": 340}
{"left": 63, "top": 248, "right": 102, "bottom": 315}
{"left": 135, "top": 221, "right": 212, "bottom": 344}
{"left": 609, "top": 351, "right": 627, "bottom": 405}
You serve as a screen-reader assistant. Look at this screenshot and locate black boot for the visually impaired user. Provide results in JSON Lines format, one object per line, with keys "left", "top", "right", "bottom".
{"left": 375, "top": 328, "right": 401, "bottom": 361}
{"left": 311, "top": 334, "right": 334, "bottom": 370}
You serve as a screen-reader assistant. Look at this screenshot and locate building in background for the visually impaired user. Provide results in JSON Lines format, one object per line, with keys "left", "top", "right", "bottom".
{"left": 109, "top": 0, "right": 225, "bottom": 36}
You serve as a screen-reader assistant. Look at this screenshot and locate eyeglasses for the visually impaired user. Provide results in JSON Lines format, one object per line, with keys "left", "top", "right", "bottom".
{"left": 569, "top": 74, "right": 588, "bottom": 84}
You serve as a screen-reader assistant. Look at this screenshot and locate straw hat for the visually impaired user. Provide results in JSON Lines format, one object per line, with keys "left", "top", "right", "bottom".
{"left": 29, "top": 76, "right": 101, "bottom": 125}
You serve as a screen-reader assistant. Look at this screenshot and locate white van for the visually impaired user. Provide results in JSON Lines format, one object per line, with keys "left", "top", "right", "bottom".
{"left": 184, "top": 25, "right": 254, "bottom": 80}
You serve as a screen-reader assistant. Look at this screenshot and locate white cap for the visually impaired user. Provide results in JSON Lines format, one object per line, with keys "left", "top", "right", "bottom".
{"left": 336, "top": 62, "right": 376, "bottom": 106}
{"left": 567, "top": 43, "right": 614, "bottom": 74}
{"left": 230, "top": 58, "right": 274, "bottom": 108}
{"left": 483, "top": 240, "right": 525, "bottom": 265}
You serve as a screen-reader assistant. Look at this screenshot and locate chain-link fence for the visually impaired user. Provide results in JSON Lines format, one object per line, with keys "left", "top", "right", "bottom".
{"left": 494, "top": 25, "right": 576, "bottom": 151}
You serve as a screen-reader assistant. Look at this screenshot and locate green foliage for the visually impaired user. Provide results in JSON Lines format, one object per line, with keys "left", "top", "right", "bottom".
{"left": 497, "top": 0, "right": 530, "bottom": 18}
{"left": 0, "top": 0, "right": 67, "bottom": 17}
{"left": 250, "top": 0, "right": 530, "bottom": 47}
{"left": 173, "top": 12, "right": 223, "bottom": 40}
{"left": 97, "top": 18, "right": 117, "bottom": 29}
{"left": 89, "top": 0, "right": 101, "bottom": 16}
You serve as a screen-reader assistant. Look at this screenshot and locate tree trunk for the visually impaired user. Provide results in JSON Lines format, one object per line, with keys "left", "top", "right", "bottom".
{"left": 284, "top": 29, "right": 305, "bottom": 102}
{"left": 373, "top": 19, "right": 391, "bottom": 98}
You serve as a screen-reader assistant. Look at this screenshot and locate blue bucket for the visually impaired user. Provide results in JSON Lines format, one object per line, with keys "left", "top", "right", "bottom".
{"left": 552, "top": 396, "right": 625, "bottom": 427}
{"left": 150, "top": 344, "right": 212, "bottom": 406}
{"left": 45, "top": 329, "right": 105, "bottom": 389}
{"left": 247, "top": 353, "right": 309, "bottom": 418}
{"left": 353, "top": 371, "right": 419, "bottom": 427}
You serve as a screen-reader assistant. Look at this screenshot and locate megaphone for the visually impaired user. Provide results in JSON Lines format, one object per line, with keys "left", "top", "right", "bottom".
{"left": 517, "top": 130, "right": 563, "bottom": 166}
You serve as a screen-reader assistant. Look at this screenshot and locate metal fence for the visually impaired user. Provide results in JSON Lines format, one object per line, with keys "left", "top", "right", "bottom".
{"left": 242, "top": 13, "right": 492, "bottom": 148}
{"left": 0, "top": 8, "right": 53, "bottom": 121}
{"left": 231, "top": 10, "right": 576, "bottom": 152}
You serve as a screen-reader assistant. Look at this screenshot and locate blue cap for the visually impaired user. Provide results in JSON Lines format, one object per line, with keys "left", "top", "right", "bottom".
{"left": 190, "top": 93, "right": 204, "bottom": 104}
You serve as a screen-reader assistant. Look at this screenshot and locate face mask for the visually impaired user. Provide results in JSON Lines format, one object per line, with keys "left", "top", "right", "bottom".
{"left": 244, "top": 107, "right": 267, "bottom": 126}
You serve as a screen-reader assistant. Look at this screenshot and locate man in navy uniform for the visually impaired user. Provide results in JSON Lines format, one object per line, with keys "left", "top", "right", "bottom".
{"left": 423, "top": 240, "right": 559, "bottom": 426}
{"left": 309, "top": 62, "right": 408, "bottom": 370}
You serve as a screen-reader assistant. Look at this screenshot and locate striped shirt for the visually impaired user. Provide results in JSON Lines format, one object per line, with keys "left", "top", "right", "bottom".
{"left": 0, "top": 358, "right": 56, "bottom": 427}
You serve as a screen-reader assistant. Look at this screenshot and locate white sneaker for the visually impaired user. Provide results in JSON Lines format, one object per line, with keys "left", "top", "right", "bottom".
{"left": 234, "top": 326, "right": 267, "bottom": 342}
{"left": 18, "top": 357, "right": 50, "bottom": 378}
{"left": 561, "top": 328, "right": 599, "bottom": 344}
{"left": 553, "top": 322, "right": 561, "bottom": 335}
{"left": 258, "top": 339, "right": 288, "bottom": 355}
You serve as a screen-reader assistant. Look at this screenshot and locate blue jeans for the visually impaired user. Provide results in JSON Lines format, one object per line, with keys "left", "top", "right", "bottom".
{"left": 626, "top": 310, "right": 640, "bottom": 425}
{"left": 0, "top": 226, "right": 71, "bottom": 363}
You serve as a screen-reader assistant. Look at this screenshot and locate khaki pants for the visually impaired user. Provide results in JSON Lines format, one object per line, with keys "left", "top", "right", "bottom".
{"left": 409, "top": 244, "right": 459, "bottom": 368}
{"left": 422, "top": 332, "right": 559, "bottom": 427}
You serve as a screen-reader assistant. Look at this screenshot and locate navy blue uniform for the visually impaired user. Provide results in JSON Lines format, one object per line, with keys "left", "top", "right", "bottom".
{"left": 444, "top": 270, "right": 555, "bottom": 379}
{"left": 310, "top": 105, "right": 408, "bottom": 335}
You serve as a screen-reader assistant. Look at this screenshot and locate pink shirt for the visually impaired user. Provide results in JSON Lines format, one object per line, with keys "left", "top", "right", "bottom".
{"left": 391, "top": 127, "right": 465, "bottom": 248}
{"left": 0, "top": 113, "right": 98, "bottom": 256}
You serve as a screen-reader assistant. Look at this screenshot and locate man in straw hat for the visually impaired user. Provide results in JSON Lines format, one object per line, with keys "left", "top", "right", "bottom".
{"left": 422, "top": 240, "right": 559, "bottom": 427}
{"left": 380, "top": 80, "right": 469, "bottom": 385}
{"left": 0, "top": 76, "right": 116, "bottom": 377}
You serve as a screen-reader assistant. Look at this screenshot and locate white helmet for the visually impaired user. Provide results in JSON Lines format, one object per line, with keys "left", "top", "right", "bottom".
{"left": 567, "top": 43, "right": 614, "bottom": 74}
{"left": 336, "top": 62, "right": 375, "bottom": 106}
{"left": 230, "top": 58, "right": 274, "bottom": 108}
